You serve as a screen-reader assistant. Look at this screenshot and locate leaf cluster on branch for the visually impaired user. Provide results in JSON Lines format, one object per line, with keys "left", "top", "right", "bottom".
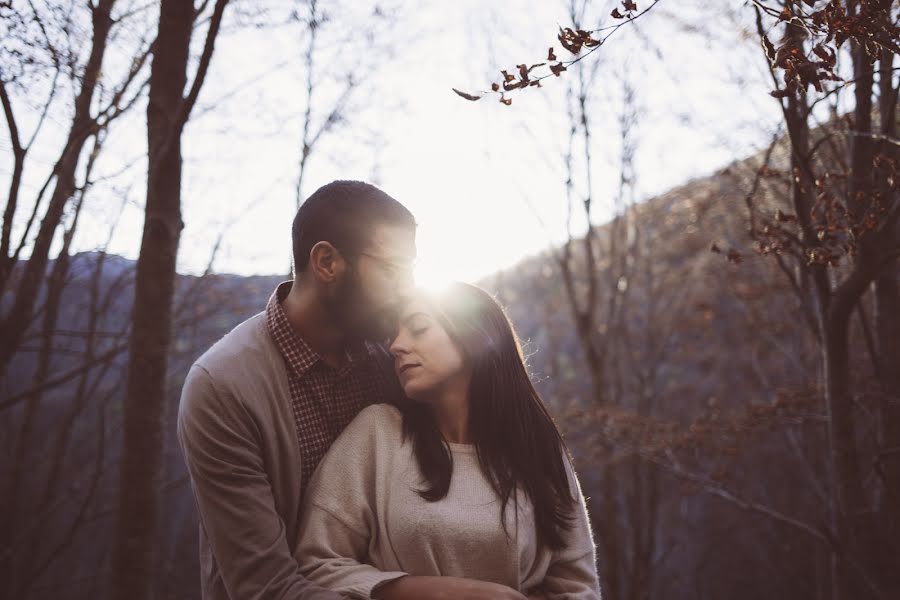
{"left": 748, "top": 156, "right": 899, "bottom": 267}
{"left": 757, "top": 0, "right": 898, "bottom": 99}
{"left": 452, "top": 0, "right": 662, "bottom": 106}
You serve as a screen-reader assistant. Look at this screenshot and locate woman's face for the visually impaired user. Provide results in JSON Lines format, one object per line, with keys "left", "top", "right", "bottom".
{"left": 388, "top": 299, "right": 468, "bottom": 400}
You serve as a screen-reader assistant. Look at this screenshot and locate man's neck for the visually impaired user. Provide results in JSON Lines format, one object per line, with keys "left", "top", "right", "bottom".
{"left": 281, "top": 281, "right": 347, "bottom": 367}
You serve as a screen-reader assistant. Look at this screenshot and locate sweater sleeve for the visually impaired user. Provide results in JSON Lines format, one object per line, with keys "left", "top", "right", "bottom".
{"left": 177, "top": 365, "right": 341, "bottom": 600}
{"left": 295, "top": 405, "right": 408, "bottom": 599}
{"left": 530, "top": 457, "right": 602, "bottom": 600}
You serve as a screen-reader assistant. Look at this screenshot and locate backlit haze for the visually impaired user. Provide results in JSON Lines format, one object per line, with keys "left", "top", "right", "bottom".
{"left": 3, "top": 0, "right": 784, "bottom": 289}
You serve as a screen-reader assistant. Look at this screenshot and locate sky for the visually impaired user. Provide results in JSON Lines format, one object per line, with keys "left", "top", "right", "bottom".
{"left": 2, "top": 0, "right": 785, "bottom": 289}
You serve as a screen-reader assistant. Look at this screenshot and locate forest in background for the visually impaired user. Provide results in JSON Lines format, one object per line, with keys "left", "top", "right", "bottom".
{"left": 1, "top": 1, "right": 898, "bottom": 599}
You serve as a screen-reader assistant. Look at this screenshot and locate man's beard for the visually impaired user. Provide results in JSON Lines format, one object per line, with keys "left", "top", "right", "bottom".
{"left": 328, "top": 268, "right": 392, "bottom": 343}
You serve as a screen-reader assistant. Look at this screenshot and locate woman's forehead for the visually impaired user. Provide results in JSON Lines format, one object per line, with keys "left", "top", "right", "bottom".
{"left": 399, "top": 297, "right": 433, "bottom": 322}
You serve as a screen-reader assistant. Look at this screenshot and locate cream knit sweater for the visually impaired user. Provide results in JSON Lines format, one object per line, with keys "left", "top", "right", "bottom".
{"left": 295, "top": 404, "right": 601, "bottom": 599}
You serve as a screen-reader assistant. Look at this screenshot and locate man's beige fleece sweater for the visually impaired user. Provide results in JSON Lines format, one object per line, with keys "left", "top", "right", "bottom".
{"left": 295, "top": 404, "right": 602, "bottom": 599}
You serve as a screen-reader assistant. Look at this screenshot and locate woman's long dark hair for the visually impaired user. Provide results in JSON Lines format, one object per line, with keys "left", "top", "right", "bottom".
{"left": 397, "top": 282, "right": 576, "bottom": 551}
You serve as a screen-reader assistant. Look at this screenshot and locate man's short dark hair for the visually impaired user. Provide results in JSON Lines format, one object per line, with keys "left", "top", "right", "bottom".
{"left": 292, "top": 180, "right": 415, "bottom": 273}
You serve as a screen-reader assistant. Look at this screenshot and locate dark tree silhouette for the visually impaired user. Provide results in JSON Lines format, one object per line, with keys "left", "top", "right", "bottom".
{"left": 110, "top": 2, "right": 228, "bottom": 599}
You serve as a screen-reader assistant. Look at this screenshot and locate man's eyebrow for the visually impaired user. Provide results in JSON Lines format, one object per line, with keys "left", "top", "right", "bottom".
{"left": 370, "top": 250, "right": 415, "bottom": 262}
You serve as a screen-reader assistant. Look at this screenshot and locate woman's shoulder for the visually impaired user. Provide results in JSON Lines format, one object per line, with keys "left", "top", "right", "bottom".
{"left": 351, "top": 402, "right": 403, "bottom": 434}
{"left": 306, "top": 404, "right": 405, "bottom": 499}
{"left": 356, "top": 401, "right": 403, "bottom": 424}
{"left": 336, "top": 402, "right": 404, "bottom": 452}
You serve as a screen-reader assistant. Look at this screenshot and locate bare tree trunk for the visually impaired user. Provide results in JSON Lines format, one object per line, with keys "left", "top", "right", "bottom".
{"left": 111, "top": 2, "right": 227, "bottom": 599}
{"left": 873, "top": 43, "right": 900, "bottom": 503}
{"left": 749, "top": 3, "right": 900, "bottom": 596}
{"left": 110, "top": 0, "right": 192, "bottom": 593}
{"left": 294, "top": 0, "right": 319, "bottom": 213}
{"left": 777, "top": 14, "right": 850, "bottom": 596}
{"left": 0, "top": 0, "right": 116, "bottom": 378}
{"left": 0, "top": 78, "right": 26, "bottom": 291}
{"left": 823, "top": 292, "right": 865, "bottom": 599}
{"left": 557, "top": 61, "right": 623, "bottom": 598}
{"left": 0, "top": 3, "right": 115, "bottom": 593}
{"left": 112, "top": 1, "right": 194, "bottom": 600}
{"left": 823, "top": 248, "right": 897, "bottom": 599}
{"left": 818, "top": 6, "right": 893, "bottom": 595}
{"left": 8, "top": 129, "right": 99, "bottom": 521}
{"left": 4, "top": 228, "right": 75, "bottom": 596}
{"left": 287, "top": 0, "right": 378, "bottom": 273}
{"left": 871, "top": 34, "right": 900, "bottom": 596}
{"left": 874, "top": 261, "right": 900, "bottom": 513}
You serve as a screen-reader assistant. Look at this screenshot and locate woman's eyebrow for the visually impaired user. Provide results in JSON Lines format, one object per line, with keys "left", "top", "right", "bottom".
{"left": 402, "top": 312, "right": 431, "bottom": 326}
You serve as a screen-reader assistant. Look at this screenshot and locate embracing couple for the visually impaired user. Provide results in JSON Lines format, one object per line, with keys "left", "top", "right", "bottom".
{"left": 177, "top": 181, "right": 602, "bottom": 600}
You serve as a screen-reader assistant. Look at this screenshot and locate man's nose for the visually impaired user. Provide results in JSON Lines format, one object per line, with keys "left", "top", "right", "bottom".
{"left": 397, "top": 266, "right": 415, "bottom": 292}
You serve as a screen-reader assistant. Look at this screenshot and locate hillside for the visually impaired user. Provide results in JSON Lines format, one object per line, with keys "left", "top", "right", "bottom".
{"left": 2, "top": 133, "right": 864, "bottom": 599}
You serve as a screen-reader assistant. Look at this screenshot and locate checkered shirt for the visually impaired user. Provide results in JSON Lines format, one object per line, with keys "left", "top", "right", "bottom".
{"left": 265, "top": 281, "right": 389, "bottom": 490}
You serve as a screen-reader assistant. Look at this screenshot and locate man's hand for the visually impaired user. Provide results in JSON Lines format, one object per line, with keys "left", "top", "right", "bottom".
{"left": 374, "top": 575, "right": 528, "bottom": 600}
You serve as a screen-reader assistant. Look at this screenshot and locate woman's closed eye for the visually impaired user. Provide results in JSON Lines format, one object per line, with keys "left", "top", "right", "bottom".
{"left": 397, "top": 311, "right": 433, "bottom": 341}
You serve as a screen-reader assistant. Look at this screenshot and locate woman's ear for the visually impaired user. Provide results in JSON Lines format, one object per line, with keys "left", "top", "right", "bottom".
{"left": 308, "top": 241, "right": 346, "bottom": 284}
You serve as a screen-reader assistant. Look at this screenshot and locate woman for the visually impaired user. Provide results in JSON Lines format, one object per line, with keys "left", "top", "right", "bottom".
{"left": 295, "top": 282, "right": 601, "bottom": 599}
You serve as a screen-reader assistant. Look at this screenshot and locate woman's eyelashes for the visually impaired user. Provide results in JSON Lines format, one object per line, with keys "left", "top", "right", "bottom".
{"left": 405, "top": 316, "right": 430, "bottom": 337}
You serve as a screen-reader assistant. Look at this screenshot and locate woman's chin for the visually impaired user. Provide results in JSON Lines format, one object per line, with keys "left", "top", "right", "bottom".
{"left": 402, "top": 387, "right": 423, "bottom": 401}
{"left": 401, "top": 383, "right": 432, "bottom": 402}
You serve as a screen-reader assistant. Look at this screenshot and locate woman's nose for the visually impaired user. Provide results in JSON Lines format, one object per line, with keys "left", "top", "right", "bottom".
{"left": 389, "top": 334, "right": 407, "bottom": 357}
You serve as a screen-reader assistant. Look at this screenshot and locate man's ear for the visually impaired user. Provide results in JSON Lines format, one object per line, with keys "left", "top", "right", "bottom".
{"left": 308, "top": 241, "right": 346, "bottom": 283}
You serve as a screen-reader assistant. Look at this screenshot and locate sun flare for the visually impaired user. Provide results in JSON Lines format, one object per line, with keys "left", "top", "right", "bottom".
{"left": 414, "top": 258, "right": 456, "bottom": 292}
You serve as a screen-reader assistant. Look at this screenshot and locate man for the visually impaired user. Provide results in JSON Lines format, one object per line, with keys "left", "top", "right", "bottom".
{"left": 179, "top": 181, "right": 527, "bottom": 600}
{"left": 178, "top": 180, "right": 414, "bottom": 600}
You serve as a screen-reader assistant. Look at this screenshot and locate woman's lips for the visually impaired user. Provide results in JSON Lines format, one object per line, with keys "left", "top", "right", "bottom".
{"left": 397, "top": 363, "right": 420, "bottom": 376}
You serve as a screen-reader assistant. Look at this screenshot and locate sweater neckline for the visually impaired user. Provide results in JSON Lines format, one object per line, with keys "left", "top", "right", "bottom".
{"left": 446, "top": 440, "right": 476, "bottom": 454}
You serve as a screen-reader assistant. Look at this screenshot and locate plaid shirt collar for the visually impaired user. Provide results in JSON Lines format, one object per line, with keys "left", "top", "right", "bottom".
{"left": 265, "top": 281, "right": 369, "bottom": 378}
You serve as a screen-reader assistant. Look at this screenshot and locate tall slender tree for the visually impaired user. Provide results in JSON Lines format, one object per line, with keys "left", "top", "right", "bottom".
{"left": 110, "top": 2, "right": 228, "bottom": 599}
